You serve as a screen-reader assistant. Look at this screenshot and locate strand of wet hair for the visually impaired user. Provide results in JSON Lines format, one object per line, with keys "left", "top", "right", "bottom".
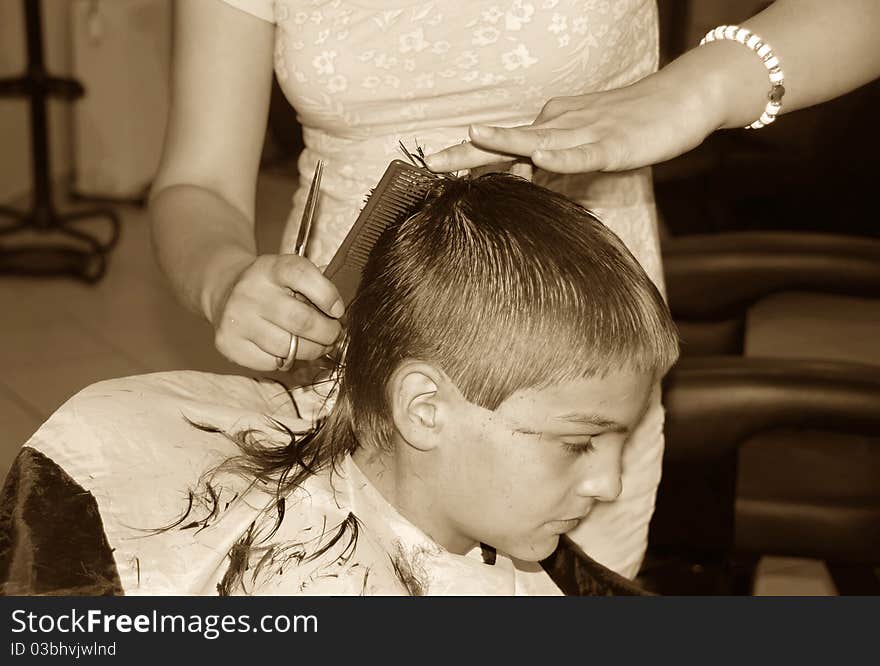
{"left": 139, "top": 368, "right": 362, "bottom": 594}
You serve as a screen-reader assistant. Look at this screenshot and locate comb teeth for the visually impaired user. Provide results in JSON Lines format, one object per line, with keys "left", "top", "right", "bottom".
{"left": 324, "top": 160, "right": 439, "bottom": 306}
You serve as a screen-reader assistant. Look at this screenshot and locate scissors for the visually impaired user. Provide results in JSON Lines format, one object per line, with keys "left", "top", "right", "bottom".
{"left": 276, "top": 160, "right": 324, "bottom": 371}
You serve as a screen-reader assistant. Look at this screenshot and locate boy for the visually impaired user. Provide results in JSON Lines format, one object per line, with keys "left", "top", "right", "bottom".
{"left": 0, "top": 173, "right": 677, "bottom": 595}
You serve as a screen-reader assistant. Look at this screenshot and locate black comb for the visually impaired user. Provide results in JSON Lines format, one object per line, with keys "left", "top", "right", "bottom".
{"left": 324, "top": 159, "right": 440, "bottom": 306}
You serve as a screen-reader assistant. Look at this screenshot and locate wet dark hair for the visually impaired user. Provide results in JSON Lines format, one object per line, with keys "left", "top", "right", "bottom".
{"left": 176, "top": 172, "right": 678, "bottom": 593}
{"left": 332, "top": 171, "right": 678, "bottom": 453}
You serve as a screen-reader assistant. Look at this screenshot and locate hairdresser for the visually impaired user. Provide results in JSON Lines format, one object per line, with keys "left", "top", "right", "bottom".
{"left": 148, "top": 0, "right": 880, "bottom": 580}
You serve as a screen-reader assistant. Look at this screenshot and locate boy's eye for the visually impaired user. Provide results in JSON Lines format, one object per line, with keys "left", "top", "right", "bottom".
{"left": 562, "top": 439, "right": 595, "bottom": 456}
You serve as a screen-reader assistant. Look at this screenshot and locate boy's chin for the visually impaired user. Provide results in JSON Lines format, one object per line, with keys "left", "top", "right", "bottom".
{"left": 499, "top": 534, "right": 560, "bottom": 563}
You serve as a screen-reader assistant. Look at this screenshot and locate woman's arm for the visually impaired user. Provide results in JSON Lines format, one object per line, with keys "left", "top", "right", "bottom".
{"left": 150, "top": 0, "right": 342, "bottom": 370}
{"left": 425, "top": 0, "right": 880, "bottom": 174}
{"left": 150, "top": 0, "right": 272, "bottom": 322}
{"left": 715, "top": 0, "right": 880, "bottom": 127}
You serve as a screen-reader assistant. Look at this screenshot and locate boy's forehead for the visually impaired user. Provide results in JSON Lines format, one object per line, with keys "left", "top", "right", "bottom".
{"left": 494, "top": 371, "right": 654, "bottom": 429}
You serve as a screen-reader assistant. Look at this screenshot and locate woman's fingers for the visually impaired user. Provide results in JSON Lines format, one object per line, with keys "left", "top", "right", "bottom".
{"left": 466, "top": 120, "right": 613, "bottom": 174}
{"left": 427, "top": 68, "right": 723, "bottom": 178}
{"left": 423, "top": 141, "right": 514, "bottom": 173}
{"left": 423, "top": 141, "right": 537, "bottom": 178}
{"left": 266, "top": 256, "right": 343, "bottom": 358}
{"left": 533, "top": 94, "right": 587, "bottom": 124}
{"left": 268, "top": 289, "right": 342, "bottom": 349}
{"left": 212, "top": 254, "right": 343, "bottom": 370}
{"left": 218, "top": 338, "right": 283, "bottom": 372}
{"left": 215, "top": 313, "right": 286, "bottom": 371}
{"left": 252, "top": 314, "right": 334, "bottom": 363}
{"left": 273, "top": 255, "right": 344, "bottom": 318}
{"left": 216, "top": 300, "right": 335, "bottom": 368}
{"left": 509, "top": 161, "right": 534, "bottom": 181}
{"left": 216, "top": 336, "right": 333, "bottom": 372}
{"left": 424, "top": 123, "right": 599, "bottom": 174}
{"left": 532, "top": 142, "right": 612, "bottom": 174}
{"left": 467, "top": 124, "right": 592, "bottom": 156}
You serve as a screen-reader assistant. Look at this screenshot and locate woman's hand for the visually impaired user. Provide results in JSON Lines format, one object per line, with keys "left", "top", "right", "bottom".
{"left": 211, "top": 254, "right": 345, "bottom": 371}
{"left": 425, "top": 65, "right": 724, "bottom": 175}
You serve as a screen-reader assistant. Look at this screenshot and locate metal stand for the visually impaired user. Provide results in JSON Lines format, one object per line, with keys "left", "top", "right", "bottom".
{"left": 0, "top": 0, "right": 120, "bottom": 283}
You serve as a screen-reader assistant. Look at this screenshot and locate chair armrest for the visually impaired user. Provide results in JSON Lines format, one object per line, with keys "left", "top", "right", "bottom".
{"left": 663, "top": 231, "right": 880, "bottom": 321}
{"left": 651, "top": 357, "right": 880, "bottom": 553}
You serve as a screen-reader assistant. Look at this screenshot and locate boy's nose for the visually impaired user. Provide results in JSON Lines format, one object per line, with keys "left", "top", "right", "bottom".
{"left": 579, "top": 471, "right": 622, "bottom": 503}
{"left": 576, "top": 444, "right": 623, "bottom": 502}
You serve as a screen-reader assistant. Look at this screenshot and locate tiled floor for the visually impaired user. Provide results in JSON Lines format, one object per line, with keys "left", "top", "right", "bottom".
{"left": 0, "top": 164, "right": 838, "bottom": 595}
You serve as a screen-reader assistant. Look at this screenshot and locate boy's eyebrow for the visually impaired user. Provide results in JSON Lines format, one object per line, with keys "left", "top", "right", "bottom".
{"left": 554, "top": 413, "right": 629, "bottom": 433}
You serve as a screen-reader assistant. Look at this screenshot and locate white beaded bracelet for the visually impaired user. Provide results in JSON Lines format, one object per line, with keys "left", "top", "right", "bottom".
{"left": 700, "top": 25, "right": 785, "bottom": 130}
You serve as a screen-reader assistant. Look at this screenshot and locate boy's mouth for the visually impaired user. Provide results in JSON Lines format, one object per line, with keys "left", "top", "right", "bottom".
{"left": 546, "top": 502, "right": 596, "bottom": 532}
{"left": 546, "top": 518, "right": 583, "bottom": 533}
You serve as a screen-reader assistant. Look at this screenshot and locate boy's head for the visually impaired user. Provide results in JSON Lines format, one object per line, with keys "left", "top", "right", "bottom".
{"left": 335, "top": 173, "right": 678, "bottom": 560}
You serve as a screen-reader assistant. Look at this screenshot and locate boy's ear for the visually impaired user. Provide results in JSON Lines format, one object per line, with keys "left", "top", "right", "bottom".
{"left": 389, "top": 361, "right": 449, "bottom": 451}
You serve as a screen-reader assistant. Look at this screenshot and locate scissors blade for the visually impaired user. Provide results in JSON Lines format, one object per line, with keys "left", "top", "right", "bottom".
{"left": 295, "top": 160, "right": 323, "bottom": 257}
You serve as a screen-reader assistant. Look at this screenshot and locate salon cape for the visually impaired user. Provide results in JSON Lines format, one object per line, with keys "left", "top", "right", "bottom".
{"left": 0, "top": 372, "right": 644, "bottom": 596}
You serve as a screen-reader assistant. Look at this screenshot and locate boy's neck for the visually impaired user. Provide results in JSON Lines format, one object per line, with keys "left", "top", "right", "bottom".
{"left": 351, "top": 445, "right": 477, "bottom": 556}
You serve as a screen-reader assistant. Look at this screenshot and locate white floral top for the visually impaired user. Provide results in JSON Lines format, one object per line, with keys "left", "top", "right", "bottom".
{"left": 222, "top": 0, "right": 663, "bottom": 289}
{"left": 220, "top": 0, "right": 666, "bottom": 581}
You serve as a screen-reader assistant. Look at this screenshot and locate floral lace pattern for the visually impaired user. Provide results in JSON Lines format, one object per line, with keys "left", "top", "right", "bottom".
{"left": 261, "top": 0, "right": 660, "bottom": 283}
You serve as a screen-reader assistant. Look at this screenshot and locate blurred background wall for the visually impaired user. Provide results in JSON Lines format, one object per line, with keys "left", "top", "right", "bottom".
{"left": 0, "top": 0, "right": 170, "bottom": 204}
{"left": 0, "top": 0, "right": 73, "bottom": 203}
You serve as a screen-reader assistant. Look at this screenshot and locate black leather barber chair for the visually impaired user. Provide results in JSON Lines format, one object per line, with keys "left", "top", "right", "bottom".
{"left": 641, "top": 231, "right": 880, "bottom": 595}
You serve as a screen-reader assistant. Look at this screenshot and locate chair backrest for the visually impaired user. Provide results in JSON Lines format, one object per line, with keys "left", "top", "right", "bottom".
{"left": 662, "top": 231, "right": 880, "bottom": 355}
{"left": 644, "top": 357, "right": 880, "bottom": 593}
